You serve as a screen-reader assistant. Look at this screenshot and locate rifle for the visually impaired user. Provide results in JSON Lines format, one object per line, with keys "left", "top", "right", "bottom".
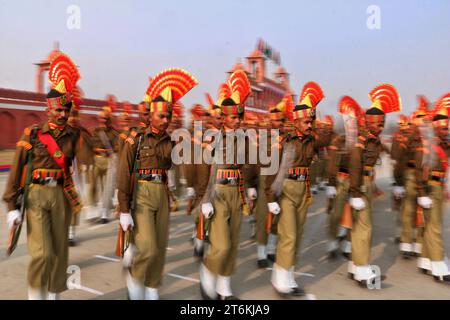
{"left": 115, "top": 135, "right": 142, "bottom": 257}
{"left": 6, "top": 129, "right": 36, "bottom": 256}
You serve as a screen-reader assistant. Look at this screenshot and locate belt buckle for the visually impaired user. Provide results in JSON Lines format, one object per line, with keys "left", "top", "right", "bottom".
{"left": 45, "top": 177, "right": 57, "bottom": 187}
{"left": 228, "top": 177, "right": 238, "bottom": 185}
{"left": 298, "top": 174, "right": 306, "bottom": 181}
{"left": 153, "top": 174, "right": 162, "bottom": 183}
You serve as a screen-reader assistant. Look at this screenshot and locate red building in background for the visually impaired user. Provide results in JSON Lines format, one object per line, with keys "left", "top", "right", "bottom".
{"left": 0, "top": 40, "right": 291, "bottom": 149}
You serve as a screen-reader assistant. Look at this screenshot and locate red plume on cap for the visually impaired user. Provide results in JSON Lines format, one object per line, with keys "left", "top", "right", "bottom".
{"left": 190, "top": 104, "right": 205, "bottom": 117}
{"left": 72, "top": 85, "right": 84, "bottom": 108}
{"left": 432, "top": 93, "right": 450, "bottom": 117}
{"left": 172, "top": 102, "right": 183, "bottom": 118}
{"left": 417, "top": 95, "right": 429, "bottom": 112}
{"left": 228, "top": 69, "right": 251, "bottom": 105}
{"left": 145, "top": 68, "right": 198, "bottom": 104}
{"left": 339, "top": 96, "right": 363, "bottom": 118}
{"left": 105, "top": 94, "right": 117, "bottom": 112}
{"left": 217, "top": 83, "right": 231, "bottom": 103}
{"left": 122, "top": 101, "right": 132, "bottom": 115}
{"left": 48, "top": 52, "right": 80, "bottom": 94}
{"left": 323, "top": 115, "right": 333, "bottom": 126}
{"left": 283, "top": 93, "right": 294, "bottom": 122}
{"left": 205, "top": 93, "right": 215, "bottom": 107}
{"left": 368, "top": 84, "right": 401, "bottom": 113}
{"left": 298, "top": 82, "right": 324, "bottom": 109}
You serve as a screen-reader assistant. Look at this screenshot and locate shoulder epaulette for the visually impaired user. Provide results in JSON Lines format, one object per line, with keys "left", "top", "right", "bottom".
{"left": 131, "top": 131, "right": 138, "bottom": 138}
{"left": 17, "top": 140, "right": 32, "bottom": 150}
{"left": 125, "top": 137, "right": 135, "bottom": 145}
{"left": 119, "top": 133, "right": 128, "bottom": 140}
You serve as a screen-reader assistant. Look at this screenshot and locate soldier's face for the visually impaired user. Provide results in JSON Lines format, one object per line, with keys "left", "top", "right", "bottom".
{"left": 211, "top": 114, "right": 223, "bottom": 129}
{"left": 294, "top": 117, "right": 313, "bottom": 135}
{"left": 48, "top": 105, "right": 70, "bottom": 126}
{"left": 272, "top": 119, "right": 283, "bottom": 130}
{"left": 224, "top": 114, "right": 241, "bottom": 130}
{"left": 366, "top": 120, "right": 385, "bottom": 136}
{"left": 151, "top": 111, "right": 171, "bottom": 131}
{"left": 68, "top": 116, "right": 79, "bottom": 127}
{"left": 139, "top": 111, "right": 150, "bottom": 126}
{"left": 434, "top": 124, "right": 449, "bottom": 141}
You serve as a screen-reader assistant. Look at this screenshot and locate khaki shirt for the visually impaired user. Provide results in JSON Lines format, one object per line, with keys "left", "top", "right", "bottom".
{"left": 90, "top": 126, "right": 119, "bottom": 155}
{"left": 3, "top": 122, "right": 80, "bottom": 211}
{"left": 117, "top": 128, "right": 174, "bottom": 212}
{"left": 265, "top": 126, "right": 332, "bottom": 202}
{"left": 349, "top": 133, "right": 384, "bottom": 198}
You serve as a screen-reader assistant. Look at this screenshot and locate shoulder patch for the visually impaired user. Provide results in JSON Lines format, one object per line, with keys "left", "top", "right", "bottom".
{"left": 119, "top": 133, "right": 128, "bottom": 140}
{"left": 125, "top": 137, "right": 135, "bottom": 145}
{"left": 131, "top": 131, "right": 138, "bottom": 138}
{"left": 17, "top": 140, "right": 32, "bottom": 150}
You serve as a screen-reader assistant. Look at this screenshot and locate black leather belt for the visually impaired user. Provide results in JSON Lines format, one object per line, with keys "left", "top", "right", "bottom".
{"left": 138, "top": 173, "right": 167, "bottom": 183}
{"left": 287, "top": 174, "right": 309, "bottom": 181}
{"left": 31, "top": 177, "right": 64, "bottom": 186}
{"left": 216, "top": 177, "right": 239, "bottom": 185}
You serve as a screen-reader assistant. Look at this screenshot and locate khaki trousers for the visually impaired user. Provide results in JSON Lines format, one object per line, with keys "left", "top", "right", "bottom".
{"left": 26, "top": 184, "right": 71, "bottom": 293}
{"left": 275, "top": 179, "right": 311, "bottom": 270}
{"left": 329, "top": 175, "right": 350, "bottom": 239}
{"left": 203, "top": 185, "right": 242, "bottom": 276}
{"left": 351, "top": 178, "right": 373, "bottom": 266}
{"left": 421, "top": 182, "right": 445, "bottom": 261}
{"left": 400, "top": 169, "right": 423, "bottom": 245}
{"left": 130, "top": 181, "right": 170, "bottom": 288}
{"left": 88, "top": 155, "right": 108, "bottom": 206}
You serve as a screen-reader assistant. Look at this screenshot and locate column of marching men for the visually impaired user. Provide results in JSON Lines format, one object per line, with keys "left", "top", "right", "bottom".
{"left": 3, "top": 51, "right": 450, "bottom": 299}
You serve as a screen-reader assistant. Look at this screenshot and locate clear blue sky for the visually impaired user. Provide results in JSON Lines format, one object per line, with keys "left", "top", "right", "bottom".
{"left": 1, "top": 0, "right": 449, "bottom": 117}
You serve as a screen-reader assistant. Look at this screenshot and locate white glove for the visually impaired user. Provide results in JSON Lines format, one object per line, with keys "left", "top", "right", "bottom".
{"left": 186, "top": 187, "right": 196, "bottom": 199}
{"left": 7, "top": 209, "right": 21, "bottom": 230}
{"left": 247, "top": 188, "right": 257, "bottom": 200}
{"left": 350, "top": 197, "right": 366, "bottom": 211}
{"left": 201, "top": 203, "right": 214, "bottom": 219}
{"left": 326, "top": 186, "right": 337, "bottom": 199}
{"left": 418, "top": 196, "right": 432, "bottom": 209}
{"left": 393, "top": 186, "right": 406, "bottom": 198}
{"left": 122, "top": 244, "right": 136, "bottom": 268}
{"left": 267, "top": 202, "right": 281, "bottom": 215}
{"left": 119, "top": 213, "right": 134, "bottom": 231}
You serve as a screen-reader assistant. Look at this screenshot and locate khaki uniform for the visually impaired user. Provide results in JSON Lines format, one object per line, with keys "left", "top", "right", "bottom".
{"left": 266, "top": 128, "right": 331, "bottom": 274}
{"left": 88, "top": 126, "right": 119, "bottom": 207}
{"left": 254, "top": 130, "right": 286, "bottom": 258}
{"left": 418, "top": 139, "right": 450, "bottom": 277}
{"left": 348, "top": 134, "right": 384, "bottom": 280}
{"left": 3, "top": 122, "right": 80, "bottom": 293}
{"left": 326, "top": 135, "right": 351, "bottom": 254}
{"left": 118, "top": 128, "right": 174, "bottom": 288}
{"left": 203, "top": 130, "right": 258, "bottom": 276}
{"left": 70, "top": 124, "right": 93, "bottom": 226}
{"left": 392, "top": 128, "right": 425, "bottom": 255}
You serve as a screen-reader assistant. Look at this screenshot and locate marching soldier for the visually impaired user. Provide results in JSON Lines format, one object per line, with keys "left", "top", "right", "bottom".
{"left": 390, "top": 114, "right": 411, "bottom": 244}
{"left": 326, "top": 97, "right": 364, "bottom": 259}
{"left": 392, "top": 108, "right": 427, "bottom": 257}
{"left": 187, "top": 100, "right": 222, "bottom": 258}
{"left": 4, "top": 52, "right": 82, "bottom": 299}
{"left": 67, "top": 105, "right": 93, "bottom": 246}
{"left": 199, "top": 70, "right": 258, "bottom": 300}
{"left": 117, "top": 68, "right": 198, "bottom": 300}
{"left": 88, "top": 106, "right": 119, "bottom": 223}
{"left": 117, "top": 102, "right": 134, "bottom": 156}
{"left": 417, "top": 94, "right": 450, "bottom": 282}
{"left": 347, "top": 84, "right": 400, "bottom": 286}
{"left": 268, "top": 82, "right": 332, "bottom": 297}
{"left": 254, "top": 96, "right": 291, "bottom": 268}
